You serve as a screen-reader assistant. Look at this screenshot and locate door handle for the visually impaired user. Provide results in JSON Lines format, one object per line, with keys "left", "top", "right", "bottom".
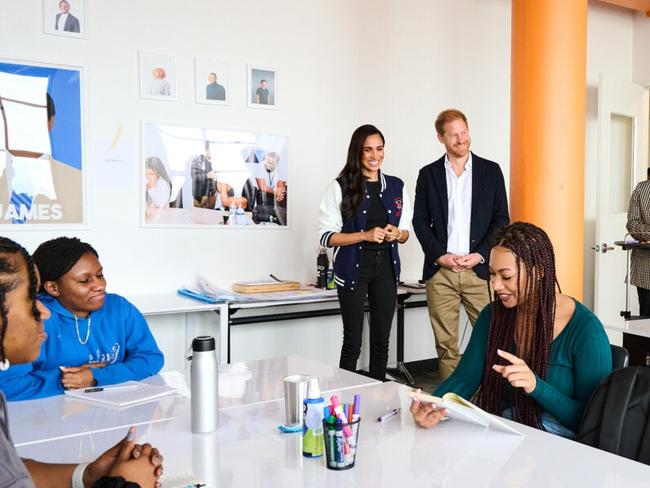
{"left": 591, "top": 245, "right": 600, "bottom": 251}
{"left": 600, "top": 243, "right": 615, "bottom": 253}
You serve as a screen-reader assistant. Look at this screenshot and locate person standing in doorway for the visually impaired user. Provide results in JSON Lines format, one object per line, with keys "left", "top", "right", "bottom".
{"left": 413, "top": 109, "right": 509, "bottom": 380}
{"left": 319, "top": 124, "right": 412, "bottom": 381}
{"left": 626, "top": 167, "right": 650, "bottom": 316}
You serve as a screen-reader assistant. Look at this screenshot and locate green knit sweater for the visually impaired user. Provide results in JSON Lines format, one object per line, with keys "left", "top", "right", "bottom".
{"left": 434, "top": 299, "right": 612, "bottom": 431}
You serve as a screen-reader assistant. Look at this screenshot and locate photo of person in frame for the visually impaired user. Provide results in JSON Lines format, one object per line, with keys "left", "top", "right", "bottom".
{"left": 54, "top": 0, "right": 80, "bottom": 33}
{"left": 249, "top": 67, "right": 276, "bottom": 108}
{"left": 206, "top": 72, "right": 226, "bottom": 101}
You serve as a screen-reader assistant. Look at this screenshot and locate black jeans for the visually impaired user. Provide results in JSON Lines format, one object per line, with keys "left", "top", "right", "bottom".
{"left": 639, "top": 287, "right": 650, "bottom": 317}
{"left": 337, "top": 248, "right": 397, "bottom": 380}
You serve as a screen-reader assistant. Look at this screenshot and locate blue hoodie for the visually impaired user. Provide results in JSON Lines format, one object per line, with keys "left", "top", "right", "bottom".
{"left": 0, "top": 293, "right": 164, "bottom": 401}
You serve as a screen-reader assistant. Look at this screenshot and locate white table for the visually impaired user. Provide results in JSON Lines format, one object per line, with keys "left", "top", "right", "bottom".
{"left": 605, "top": 317, "right": 650, "bottom": 339}
{"left": 17, "top": 381, "right": 650, "bottom": 487}
{"left": 9, "top": 355, "right": 379, "bottom": 447}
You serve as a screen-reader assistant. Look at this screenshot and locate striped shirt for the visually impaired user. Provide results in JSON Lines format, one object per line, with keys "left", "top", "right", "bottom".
{"left": 626, "top": 180, "right": 650, "bottom": 290}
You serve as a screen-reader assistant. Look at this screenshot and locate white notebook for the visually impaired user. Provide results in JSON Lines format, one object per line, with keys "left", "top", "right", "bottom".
{"left": 64, "top": 380, "right": 178, "bottom": 408}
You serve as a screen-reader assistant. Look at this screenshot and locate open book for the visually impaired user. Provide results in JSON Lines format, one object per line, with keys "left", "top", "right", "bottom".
{"left": 64, "top": 381, "right": 178, "bottom": 408}
{"left": 409, "top": 390, "right": 522, "bottom": 435}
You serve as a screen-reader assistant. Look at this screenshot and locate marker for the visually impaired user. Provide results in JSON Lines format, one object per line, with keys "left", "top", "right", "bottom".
{"left": 84, "top": 384, "right": 139, "bottom": 393}
{"left": 377, "top": 408, "right": 400, "bottom": 423}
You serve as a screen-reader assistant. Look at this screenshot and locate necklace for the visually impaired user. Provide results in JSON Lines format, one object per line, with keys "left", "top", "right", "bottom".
{"left": 74, "top": 315, "right": 91, "bottom": 345}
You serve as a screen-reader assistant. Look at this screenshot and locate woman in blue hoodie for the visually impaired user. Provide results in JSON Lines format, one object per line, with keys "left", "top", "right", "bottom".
{"left": 0, "top": 237, "right": 164, "bottom": 400}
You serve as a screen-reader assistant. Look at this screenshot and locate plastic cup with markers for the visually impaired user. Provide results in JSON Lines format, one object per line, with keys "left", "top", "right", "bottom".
{"left": 322, "top": 394, "right": 361, "bottom": 470}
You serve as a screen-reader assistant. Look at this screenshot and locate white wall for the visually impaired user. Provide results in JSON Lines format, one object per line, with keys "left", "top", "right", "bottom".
{"left": 0, "top": 0, "right": 638, "bottom": 369}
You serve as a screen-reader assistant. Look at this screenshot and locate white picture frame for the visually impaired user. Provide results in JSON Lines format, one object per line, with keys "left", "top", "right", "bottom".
{"left": 43, "top": 0, "right": 86, "bottom": 39}
{"left": 195, "top": 58, "right": 229, "bottom": 106}
{"left": 139, "top": 52, "right": 177, "bottom": 102}
{"left": 247, "top": 65, "right": 277, "bottom": 110}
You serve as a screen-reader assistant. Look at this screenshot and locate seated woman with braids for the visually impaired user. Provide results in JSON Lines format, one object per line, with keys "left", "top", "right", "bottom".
{"left": 0, "top": 237, "right": 164, "bottom": 400}
{"left": 411, "top": 222, "right": 612, "bottom": 437}
{"left": 0, "top": 237, "right": 163, "bottom": 487}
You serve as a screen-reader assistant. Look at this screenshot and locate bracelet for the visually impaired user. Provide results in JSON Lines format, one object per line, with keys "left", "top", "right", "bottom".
{"left": 72, "top": 462, "right": 88, "bottom": 488}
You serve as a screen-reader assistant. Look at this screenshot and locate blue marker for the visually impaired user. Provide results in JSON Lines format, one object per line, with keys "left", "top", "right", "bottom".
{"left": 335, "top": 419, "right": 345, "bottom": 468}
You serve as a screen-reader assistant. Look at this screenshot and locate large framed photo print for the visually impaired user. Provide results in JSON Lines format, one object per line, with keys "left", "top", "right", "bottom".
{"left": 248, "top": 65, "right": 277, "bottom": 109}
{"left": 143, "top": 123, "right": 288, "bottom": 228}
{"left": 0, "top": 59, "right": 85, "bottom": 226}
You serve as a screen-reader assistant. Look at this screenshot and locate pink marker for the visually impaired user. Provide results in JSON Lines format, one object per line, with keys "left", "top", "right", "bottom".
{"left": 330, "top": 395, "right": 353, "bottom": 437}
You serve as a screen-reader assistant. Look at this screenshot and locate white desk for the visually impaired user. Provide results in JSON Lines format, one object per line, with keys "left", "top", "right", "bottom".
{"left": 605, "top": 317, "right": 650, "bottom": 339}
{"left": 17, "top": 381, "right": 650, "bottom": 487}
{"left": 8, "top": 355, "right": 379, "bottom": 447}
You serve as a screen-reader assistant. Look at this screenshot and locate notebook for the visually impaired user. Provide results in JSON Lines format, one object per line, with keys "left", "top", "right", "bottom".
{"left": 64, "top": 381, "right": 178, "bottom": 408}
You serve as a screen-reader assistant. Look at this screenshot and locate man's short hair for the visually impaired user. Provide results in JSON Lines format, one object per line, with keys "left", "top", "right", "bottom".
{"left": 435, "top": 109, "right": 468, "bottom": 136}
{"left": 59, "top": 0, "right": 70, "bottom": 7}
{"left": 260, "top": 79, "right": 267, "bottom": 84}
{"left": 266, "top": 151, "right": 279, "bottom": 162}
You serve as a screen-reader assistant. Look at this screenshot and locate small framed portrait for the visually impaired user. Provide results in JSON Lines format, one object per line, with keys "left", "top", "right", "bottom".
{"left": 139, "top": 52, "right": 177, "bottom": 101}
{"left": 195, "top": 58, "right": 229, "bottom": 106}
{"left": 43, "top": 0, "right": 86, "bottom": 38}
{"left": 248, "top": 65, "right": 277, "bottom": 110}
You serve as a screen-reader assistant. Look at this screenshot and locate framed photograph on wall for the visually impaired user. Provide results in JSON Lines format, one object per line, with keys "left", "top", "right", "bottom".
{"left": 247, "top": 65, "right": 277, "bottom": 110}
{"left": 139, "top": 52, "right": 177, "bottom": 101}
{"left": 43, "top": 0, "right": 86, "bottom": 38}
{"left": 0, "top": 59, "right": 86, "bottom": 226}
{"left": 142, "top": 122, "right": 288, "bottom": 228}
{"left": 195, "top": 59, "right": 229, "bottom": 106}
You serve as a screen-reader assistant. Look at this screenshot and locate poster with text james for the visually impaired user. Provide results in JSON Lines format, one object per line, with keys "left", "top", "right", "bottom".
{"left": 0, "top": 60, "right": 84, "bottom": 226}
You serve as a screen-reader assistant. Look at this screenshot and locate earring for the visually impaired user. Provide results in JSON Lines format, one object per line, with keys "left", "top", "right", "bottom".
{"left": 0, "top": 358, "right": 9, "bottom": 371}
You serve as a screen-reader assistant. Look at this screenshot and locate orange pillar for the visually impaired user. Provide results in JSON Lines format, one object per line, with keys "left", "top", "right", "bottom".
{"left": 510, "top": 0, "right": 588, "bottom": 299}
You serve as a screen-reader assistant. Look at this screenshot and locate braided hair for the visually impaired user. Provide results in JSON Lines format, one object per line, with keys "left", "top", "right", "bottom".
{"left": 32, "top": 237, "right": 98, "bottom": 293}
{"left": 476, "top": 222, "right": 559, "bottom": 428}
{"left": 0, "top": 238, "right": 41, "bottom": 363}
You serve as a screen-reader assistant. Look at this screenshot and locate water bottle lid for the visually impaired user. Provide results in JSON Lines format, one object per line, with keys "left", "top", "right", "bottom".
{"left": 192, "top": 336, "right": 216, "bottom": 351}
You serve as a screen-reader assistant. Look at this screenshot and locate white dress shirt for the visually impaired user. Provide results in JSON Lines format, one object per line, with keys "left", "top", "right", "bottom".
{"left": 445, "top": 153, "right": 472, "bottom": 255}
{"left": 56, "top": 13, "right": 69, "bottom": 30}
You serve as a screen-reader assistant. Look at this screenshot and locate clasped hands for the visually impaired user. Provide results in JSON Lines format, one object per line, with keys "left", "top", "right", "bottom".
{"left": 85, "top": 426, "right": 164, "bottom": 488}
{"left": 364, "top": 225, "right": 401, "bottom": 244}
{"left": 411, "top": 350, "right": 536, "bottom": 429}
{"left": 437, "top": 252, "right": 482, "bottom": 272}
{"left": 60, "top": 362, "right": 105, "bottom": 390}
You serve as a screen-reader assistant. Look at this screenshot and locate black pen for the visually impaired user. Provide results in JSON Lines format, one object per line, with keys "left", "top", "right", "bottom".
{"left": 269, "top": 274, "right": 282, "bottom": 282}
{"left": 84, "top": 385, "right": 138, "bottom": 393}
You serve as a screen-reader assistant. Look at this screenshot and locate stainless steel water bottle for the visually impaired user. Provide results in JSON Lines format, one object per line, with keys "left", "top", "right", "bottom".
{"left": 190, "top": 336, "right": 219, "bottom": 434}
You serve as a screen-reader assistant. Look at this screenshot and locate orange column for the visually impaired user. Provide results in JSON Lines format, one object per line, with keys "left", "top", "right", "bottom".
{"left": 510, "top": 0, "right": 588, "bottom": 299}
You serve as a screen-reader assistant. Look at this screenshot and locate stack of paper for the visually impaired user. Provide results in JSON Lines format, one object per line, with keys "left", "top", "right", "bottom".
{"left": 64, "top": 381, "right": 178, "bottom": 408}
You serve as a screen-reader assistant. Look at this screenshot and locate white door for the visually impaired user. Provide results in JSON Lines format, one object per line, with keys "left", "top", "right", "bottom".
{"left": 593, "top": 75, "right": 648, "bottom": 334}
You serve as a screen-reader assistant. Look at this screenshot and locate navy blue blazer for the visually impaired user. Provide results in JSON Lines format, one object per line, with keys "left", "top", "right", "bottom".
{"left": 412, "top": 152, "right": 509, "bottom": 281}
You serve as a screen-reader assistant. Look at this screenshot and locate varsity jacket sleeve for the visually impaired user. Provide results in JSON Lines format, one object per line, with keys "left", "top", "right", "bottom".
{"left": 318, "top": 180, "right": 343, "bottom": 248}
{"left": 92, "top": 298, "right": 164, "bottom": 386}
{"left": 398, "top": 186, "right": 413, "bottom": 232}
{"left": 627, "top": 183, "right": 650, "bottom": 241}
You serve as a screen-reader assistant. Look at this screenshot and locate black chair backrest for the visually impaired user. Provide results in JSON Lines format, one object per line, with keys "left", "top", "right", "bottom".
{"left": 576, "top": 366, "right": 650, "bottom": 464}
{"left": 611, "top": 344, "right": 629, "bottom": 370}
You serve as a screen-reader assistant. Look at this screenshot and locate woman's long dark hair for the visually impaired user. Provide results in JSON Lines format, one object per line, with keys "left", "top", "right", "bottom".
{"left": 32, "top": 237, "right": 98, "bottom": 293}
{"left": 0, "top": 238, "right": 41, "bottom": 363}
{"left": 476, "top": 222, "right": 560, "bottom": 428}
{"left": 338, "top": 124, "right": 385, "bottom": 220}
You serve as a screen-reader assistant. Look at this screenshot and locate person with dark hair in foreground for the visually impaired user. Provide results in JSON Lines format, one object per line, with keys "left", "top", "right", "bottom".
{"left": 0, "top": 237, "right": 162, "bottom": 487}
{"left": 0, "top": 237, "right": 163, "bottom": 400}
{"left": 411, "top": 222, "right": 612, "bottom": 437}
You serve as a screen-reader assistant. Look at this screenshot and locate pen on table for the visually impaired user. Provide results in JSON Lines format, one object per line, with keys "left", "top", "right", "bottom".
{"left": 269, "top": 274, "right": 282, "bottom": 282}
{"left": 377, "top": 408, "right": 400, "bottom": 423}
{"left": 84, "top": 385, "right": 139, "bottom": 393}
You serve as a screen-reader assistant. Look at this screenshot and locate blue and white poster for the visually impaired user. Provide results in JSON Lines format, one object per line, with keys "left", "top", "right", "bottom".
{"left": 0, "top": 60, "right": 84, "bottom": 225}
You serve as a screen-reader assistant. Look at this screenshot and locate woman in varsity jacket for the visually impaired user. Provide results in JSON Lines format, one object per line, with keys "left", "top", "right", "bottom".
{"left": 318, "top": 124, "right": 412, "bottom": 381}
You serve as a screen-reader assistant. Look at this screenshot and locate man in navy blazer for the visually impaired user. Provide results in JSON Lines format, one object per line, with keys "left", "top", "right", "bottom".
{"left": 55, "top": 0, "right": 80, "bottom": 33}
{"left": 413, "top": 109, "right": 509, "bottom": 379}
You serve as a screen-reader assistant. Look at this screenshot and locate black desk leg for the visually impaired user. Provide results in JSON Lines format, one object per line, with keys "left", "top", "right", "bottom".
{"left": 387, "top": 295, "right": 415, "bottom": 386}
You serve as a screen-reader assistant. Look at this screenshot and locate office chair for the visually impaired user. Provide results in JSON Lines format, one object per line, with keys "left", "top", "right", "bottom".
{"left": 610, "top": 344, "right": 629, "bottom": 370}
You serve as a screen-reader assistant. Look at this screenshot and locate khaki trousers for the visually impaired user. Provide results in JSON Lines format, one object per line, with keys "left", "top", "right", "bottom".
{"left": 426, "top": 267, "right": 490, "bottom": 380}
